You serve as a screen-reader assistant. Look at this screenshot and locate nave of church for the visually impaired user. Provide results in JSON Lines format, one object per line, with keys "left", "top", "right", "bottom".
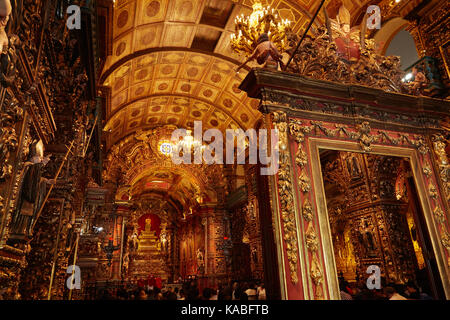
{"left": 0, "top": 0, "right": 449, "bottom": 300}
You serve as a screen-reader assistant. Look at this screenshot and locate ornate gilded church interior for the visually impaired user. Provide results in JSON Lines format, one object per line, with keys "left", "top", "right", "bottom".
{"left": 320, "top": 151, "right": 446, "bottom": 298}
{"left": 0, "top": 0, "right": 449, "bottom": 301}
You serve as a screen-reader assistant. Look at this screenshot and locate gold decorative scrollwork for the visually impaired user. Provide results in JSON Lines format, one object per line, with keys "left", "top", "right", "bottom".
{"left": 288, "top": 118, "right": 324, "bottom": 299}
{"left": 284, "top": 117, "right": 440, "bottom": 299}
{"left": 432, "top": 134, "right": 448, "bottom": 165}
{"left": 272, "top": 111, "right": 299, "bottom": 284}
{"left": 299, "top": 172, "right": 311, "bottom": 193}
{"left": 429, "top": 182, "right": 438, "bottom": 199}
{"left": 442, "top": 231, "right": 450, "bottom": 250}
{"left": 433, "top": 206, "right": 446, "bottom": 224}
{"left": 432, "top": 134, "right": 450, "bottom": 204}
{"left": 441, "top": 230, "right": 450, "bottom": 267}
{"left": 286, "top": 24, "right": 406, "bottom": 94}
{"left": 310, "top": 255, "right": 324, "bottom": 300}
{"left": 289, "top": 119, "right": 311, "bottom": 168}
{"left": 302, "top": 198, "right": 313, "bottom": 222}
{"left": 0, "top": 195, "right": 4, "bottom": 216}
{"left": 413, "top": 136, "right": 430, "bottom": 155}
{"left": 306, "top": 223, "right": 319, "bottom": 252}
{"left": 353, "top": 122, "right": 373, "bottom": 152}
{"left": 423, "top": 160, "right": 433, "bottom": 177}
{"left": 0, "top": 126, "right": 18, "bottom": 180}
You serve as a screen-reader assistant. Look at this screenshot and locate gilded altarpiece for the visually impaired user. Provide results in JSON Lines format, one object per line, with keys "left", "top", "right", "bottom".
{"left": 240, "top": 69, "right": 450, "bottom": 300}
{"left": 321, "top": 152, "right": 421, "bottom": 284}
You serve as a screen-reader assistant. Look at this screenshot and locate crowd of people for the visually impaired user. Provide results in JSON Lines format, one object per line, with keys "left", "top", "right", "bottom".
{"left": 339, "top": 279, "right": 434, "bottom": 300}
{"left": 93, "top": 277, "right": 436, "bottom": 300}
{"left": 95, "top": 279, "right": 267, "bottom": 301}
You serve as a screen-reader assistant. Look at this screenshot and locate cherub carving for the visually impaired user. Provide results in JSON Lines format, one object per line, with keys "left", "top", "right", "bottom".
{"left": 407, "top": 67, "right": 428, "bottom": 95}
{"left": 236, "top": 33, "right": 284, "bottom": 72}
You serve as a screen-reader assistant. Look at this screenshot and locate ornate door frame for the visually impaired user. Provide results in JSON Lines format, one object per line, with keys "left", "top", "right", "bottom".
{"left": 240, "top": 69, "right": 450, "bottom": 300}
{"left": 270, "top": 115, "right": 450, "bottom": 300}
{"left": 308, "top": 137, "right": 450, "bottom": 300}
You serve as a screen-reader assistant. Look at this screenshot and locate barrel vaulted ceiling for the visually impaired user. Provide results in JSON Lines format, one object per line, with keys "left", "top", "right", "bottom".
{"left": 101, "top": 0, "right": 423, "bottom": 149}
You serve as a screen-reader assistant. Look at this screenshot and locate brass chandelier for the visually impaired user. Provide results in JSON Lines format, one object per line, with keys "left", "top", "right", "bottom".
{"left": 230, "top": 1, "right": 292, "bottom": 57}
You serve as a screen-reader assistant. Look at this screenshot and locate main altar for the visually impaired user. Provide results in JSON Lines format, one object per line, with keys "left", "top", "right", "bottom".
{"left": 128, "top": 219, "right": 168, "bottom": 281}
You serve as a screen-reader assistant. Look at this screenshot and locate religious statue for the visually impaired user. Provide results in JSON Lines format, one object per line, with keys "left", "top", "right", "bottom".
{"left": 324, "top": 4, "right": 367, "bottom": 62}
{"left": 236, "top": 33, "right": 284, "bottom": 72}
{"left": 0, "top": 1, "right": 17, "bottom": 95}
{"left": 0, "top": 0, "right": 11, "bottom": 54}
{"left": 357, "top": 220, "right": 377, "bottom": 257}
{"left": 346, "top": 155, "right": 362, "bottom": 179}
{"left": 122, "top": 251, "right": 129, "bottom": 276}
{"left": 196, "top": 248, "right": 204, "bottom": 274}
{"left": 0, "top": 34, "right": 17, "bottom": 88}
{"left": 196, "top": 248, "right": 204, "bottom": 265}
{"left": 145, "top": 218, "right": 152, "bottom": 231}
{"left": 129, "top": 226, "right": 139, "bottom": 253}
{"left": 407, "top": 67, "right": 428, "bottom": 95}
{"left": 252, "top": 248, "right": 258, "bottom": 264}
{"left": 10, "top": 140, "right": 54, "bottom": 238}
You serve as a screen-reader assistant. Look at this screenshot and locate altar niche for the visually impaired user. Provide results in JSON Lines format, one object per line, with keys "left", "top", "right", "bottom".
{"left": 318, "top": 150, "right": 446, "bottom": 299}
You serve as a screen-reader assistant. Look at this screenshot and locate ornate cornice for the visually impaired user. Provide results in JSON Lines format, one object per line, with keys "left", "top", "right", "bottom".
{"left": 240, "top": 69, "right": 449, "bottom": 134}
{"left": 272, "top": 111, "right": 299, "bottom": 285}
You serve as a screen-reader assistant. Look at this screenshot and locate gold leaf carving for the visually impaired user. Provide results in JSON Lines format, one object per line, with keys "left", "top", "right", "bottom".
{"left": 413, "top": 135, "right": 430, "bottom": 155}
{"left": 354, "top": 122, "right": 373, "bottom": 152}
{"left": 429, "top": 182, "right": 438, "bottom": 199}
{"left": 441, "top": 231, "right": 450, "bottom": 250}
{"left": 310, "top": 254, "right": 324, "bottom": 300}
{"left": 432, "top": 134, "right": 448, "bottom": 165}
{"left": 296, "top": 147, "right": 308, "bottom": 168}
{"left": 302, "top": 198, "right": 313, "bottom": 222}
{"left": 306, "top": 223, "right": 319, "bottom": 252}
{"left": 0, "top": 195, "right": 4, "bottom": 215}
{"left": 273, "top": 111, "right": 299, "bottom": 284}
{"left": 299, "top": 171, "right": 311, "bottom": 193}
{"left": 423, "top": 161, "right": 432, "bottom": 177}
{"left": 433, "top": 206, "right": 446, "bottom": 224}
{"left": 432, "top": 134, "right": 450, "bottom": 204}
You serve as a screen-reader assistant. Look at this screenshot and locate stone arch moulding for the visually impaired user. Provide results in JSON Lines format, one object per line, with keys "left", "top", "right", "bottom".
{"left": 373, "top": 17, "right": 410, "bottom": 56}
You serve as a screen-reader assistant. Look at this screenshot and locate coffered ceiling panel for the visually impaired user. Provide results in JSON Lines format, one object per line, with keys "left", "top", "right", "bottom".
{"left": 103, "top": 50, "right": 260, "bottom": 146}
{"left": 103, "top": 0, "right": 414, "bottom": 149}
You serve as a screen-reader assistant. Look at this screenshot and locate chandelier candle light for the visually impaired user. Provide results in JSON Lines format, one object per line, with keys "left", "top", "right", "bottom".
{"left": 230, "top": 1, "right": 292, "bottom": 57}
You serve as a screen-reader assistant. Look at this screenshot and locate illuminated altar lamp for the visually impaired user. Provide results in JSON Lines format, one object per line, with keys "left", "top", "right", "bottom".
{"left": 174, "top": 129, "right": 205, "bottom": 152}
{"left": 230, "top": 1, "right": 291, "bottom": 57}
{"left": 402, "top": 72, "right": 413, "bottom": 82}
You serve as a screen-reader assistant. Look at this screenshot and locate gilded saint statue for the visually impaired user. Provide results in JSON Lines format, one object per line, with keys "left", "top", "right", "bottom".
{"left": 357, "top": 220, "right": 377, "bottom": 257}
{"left": 324, "top": 4, "right": 368, "bottom": 63}
{"left": 145, "top": 218, "right": 152, "bottom": 231}
{"left": 197, "top": 247, "right": 205, "bottom": 274}
{"left": 10, "top": 140, "right": 54, "bottom": 238}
